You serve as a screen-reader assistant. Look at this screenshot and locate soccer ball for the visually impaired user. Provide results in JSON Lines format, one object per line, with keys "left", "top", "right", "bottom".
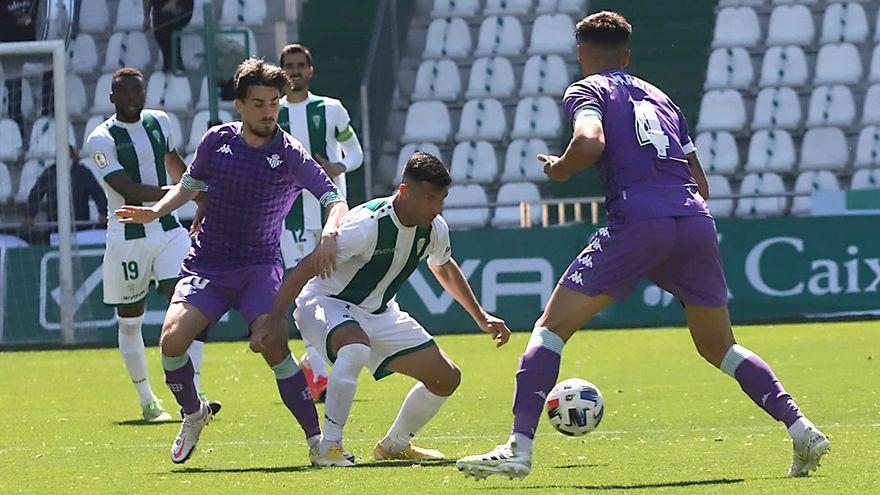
{"left": 545, "top": 378, "right": 604, "bottom": 437}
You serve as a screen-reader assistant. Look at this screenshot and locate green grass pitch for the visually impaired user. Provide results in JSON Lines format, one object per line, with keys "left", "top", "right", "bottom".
{"left": 1, "top": 321, "right": 877, "bottom": 494}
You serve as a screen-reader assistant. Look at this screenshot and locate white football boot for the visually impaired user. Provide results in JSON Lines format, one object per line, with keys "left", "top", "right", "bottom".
{"left": 456, "top": 440, "right": 531, "bottom": 481}
{"left": 170, "top": 401, "right": 212, "bottom": 464}
{"left": 788, "top": 425, "right": 831, "bottom": 477}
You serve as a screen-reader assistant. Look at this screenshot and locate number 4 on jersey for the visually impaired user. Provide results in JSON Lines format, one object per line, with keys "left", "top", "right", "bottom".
{"left": 633, "top": 100, "right": 669, "bottom": 159}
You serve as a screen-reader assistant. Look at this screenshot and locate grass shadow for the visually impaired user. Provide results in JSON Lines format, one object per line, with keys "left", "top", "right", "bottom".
{"left": 169, "top": 458, "right": 458, "bottom": 475}
{"left": 478, "top": 478, "right": 745, "bottom": 491}
{"left": 553, "top": 463, "right": 609, "bottom": 469}
{"left": 115, "top": 419, "right": 180, "bottom": 426}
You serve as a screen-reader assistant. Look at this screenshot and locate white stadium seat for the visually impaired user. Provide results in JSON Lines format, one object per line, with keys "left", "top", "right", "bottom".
{"left": 861, "top": 85, "right": 880, "bottom": 125}
{"left": 91, "top": 73, "right": 114, "bottom": 115}
{"left": 402, "top": 101, "right": 451, "bottom": 143}
{"left": 0, "top": 162, "right": 11, "bottom": 202}
{"left": 0, "top": 119, "right": 23, "bottom": 161}
{"left": 806, "top": 85, "right": 856, "bottom": 127}
{"left": 820, "top": 2, "right": 869, "bottom": 44}
{"left": 77, "top": 0, "right": 109, "bottom": 33}
{"left": 492, "top": 182, "right": 541, "bottom": 227}
{"left": 484, "top": 0, "right": 532, "bottom": 15}
{"left": 16, "top": 159, "right": 50, "bottom": 203}
{"left": 772, "top": 0, "right": 818, "bottom": 4}
{"left": 0, "top": 78, "right": 35, "bottom": 118}
{"left": 82, "top": 115, "right": 109, "bottom": 155}
{"left": 424, "top": 18, "right": 472, "bottom": 59}
{"left": 431, "top": 0, "right": 479, "bottom": 17}
{"left": 758, "top": 45, "right": 808, "bottom": 87}
{"left": 814, "top": 43, "right": 862, "bottom": 85}
{"left": 704, "top": 47, "right": 753, "bottom": 90}
{"left": 851, "top": 169, "right": 880, "bottom": 190}
{"left": 466, "top": 57, "right": 516, "bottom": 99}
{"left": 718, "top": 0, "right": 766, "bottom": 5}
{"left": 800, "top": 127, "right": 849, "bottom": 171}
{"left": 102, "top": 31, "right": 152, "bottom": 72}
{"left": 791, "top": 170, "right": 839, "bottom": 216}
{"left": 187, "top": 110, "right": 233, "bottom": 153}
{"left": 529, "top": 14, "right": 575, "bottom": 55}
{"left": 444, "top": 184, "right": 489, "bottom": 229}
{"left": 706, "top": 175, "right": 734, "bottom": 218}
{"left": 412, "top": 59, "right": 461, "bottom": 102}
{"left": 511, "top": 96, "right": 561, "bottom": 139}
{"left": 694, "top": 131, "right": 739, "bottom": 175}
{"left": 450, "top": 140, "right": 498, "bottom": 183}
{"left": 854, "top": 125, "right": 880, "bottom": 168}
{"left": 220, "top": 0, "right": 267, "bottom": 26}
{"left": 26, "top": 117, "right": 76, "bottom": 160}
{"left": 67, "top": 33, "right": 98, "bottom": 75}
{"left": 736, "top": 172, "right": 787, "bottom": 217}
{"left": 145, "top": 73, "right": 192, "bottom": 113}
{"left": 535, "top": 0, "right": 584, "bottom": 14}
{"left": 501, "top": 138, "right": 549, "bottom": 182}
{"left": 520, "top": 55, "right": 569, "bottom": 97}
{"left": 114, "top": 0, "right": 144, "bottom": 31}
{"left": 475, "top": 16, "right": 524, "bottom": 57}
{"left": 394, "top": 143, "right": 443, "bottom": 184}
{"left": 0, "top": 235, "right": 28, "bottom": 248}
{"left": 456, "top": 98, "right": 507, "bottom": 141}
{"left": 752, "top": 86, "right": 801, "bottom": 130}
{"left": 697, "top": 90, "right": 746, "bottom": 132}
{"left": 870, "top": 44, "right": 880, "bottom": 83}
{"left": 67, "top": 74, "right": 89, "bottom": 119}
{"left": 746, "top": 129, "right": 796, "bottom": 173}
{"left": 766, "top": 5, "right": 814, "bottom": 46}
{"left": 712, "top": 7, "right": 761, "bottom": 48}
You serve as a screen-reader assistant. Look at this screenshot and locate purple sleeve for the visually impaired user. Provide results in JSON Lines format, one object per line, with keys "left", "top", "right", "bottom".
{"left": 290, "top": 142, "right": 343, "bottom": 206}
{"left": 187, "top": 130, "right": 216, "bottom": 182}
{"left": 563, "top": 78, "right": 606, "bottom": 123}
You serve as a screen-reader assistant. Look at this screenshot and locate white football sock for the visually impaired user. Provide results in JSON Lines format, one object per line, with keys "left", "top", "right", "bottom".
{"left": 187, "top": 339, "right": 205, "bottom": 394}
{"left": 322, "top": 343, "right": 370, "bottom": 445}
{"left": 509, "top": 432, "right": 533, "bottom": 456}
{"left": 788, "top": 416, "right": 815, "bottom": 440}
{"left": 305, "top": 342, "right": 329, "bottom": 379}
{"left": 117, "top": 314, "right": 155, "bottom": 406}
{"left": 381, "top": 382, "right": 448, "bottom": 451}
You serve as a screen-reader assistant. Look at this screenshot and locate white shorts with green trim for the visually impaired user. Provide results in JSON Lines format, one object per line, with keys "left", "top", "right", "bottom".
{"left": 293, "top": 293, "right": 435, "bottom": 380}
{"left": 280, "top": 228, "right": 321, "bottom": 270}
{"left": 102, "top": 227, "right": 189, "bottom": 305}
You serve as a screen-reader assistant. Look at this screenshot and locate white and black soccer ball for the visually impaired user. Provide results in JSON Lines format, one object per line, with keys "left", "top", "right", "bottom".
{"left": 545, "top": 378, "right": 604, "bottom": 437}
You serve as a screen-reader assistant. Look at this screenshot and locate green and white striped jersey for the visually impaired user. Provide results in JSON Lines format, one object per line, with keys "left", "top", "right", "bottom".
{"left": 279, "top": 92, "right": 359, "bottom": 232}
{"left": 84, "top": 109, "right": 181, "bottom": 241}
{"left": 303, "top": 196, "right": 452, "bottom": 314}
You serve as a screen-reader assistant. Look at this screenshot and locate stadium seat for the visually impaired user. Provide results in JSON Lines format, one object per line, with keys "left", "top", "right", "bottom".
{"left": 114, "top": 0, "right": 144, "bottom": 31}
{"left": 466, "top": 57, "right": 516, "bottom": 99}
{"left": 492, "top": 182, "right": 541, "bottom": 227}
{"left": 187, "top": 110, "right": 233, "bottom": 152}
{"left": 791, "top": 170, "right": 839, "bottom": 216}
{"left": 0, "top": 234, "right": 28, "bottom": 248}
{"left": 712, "top": 7, "right": 761, "bottom": 48}
{"left": 717, "top": 0, "right": 766, "bottom": 5}
{"left": 0, "top": 119, "right": 23, "bottom": 161}
{"left": 146, "top": 72, "right": 193, "bottom": 112}
{"left": 443, "top": 184, "right": 489, "bottom": 229}
{"left": 501, "top": 138, "right": 549, "bottom": 182}
{"left": 870, "top": 44, "right": 880, "bottom": 83}
{"left": 412, "top": 59, "right": 461, "bottom": 102}
{"left": 67, "top": 33, "right": 98, "bottom": 75}
{"left": 0, "top": 162, "right": 11, "bottom": 202}
{"left": 806, "top": 85, "right": 856, "bottom": 127}
{"left": 736, "top": 172, "right": 788, "bottom": 217}
{"left": 77, "top": 0, "right": 109, "bottom": 33}
{"left": 520, "top": 55, "right": 569, "bottom": 97}
{"left": 394, "top": 143, "right": 443, "bottom": 184}
{"left": 15, "top": 159, "right": 50, "bottom": 203}
{"left": 814, "top": 43, "right": 862, "bottom": 85}
{"left": 475, "top": 16, "right": 524, "bottom": 57}
{"left": 861, "top": 85, "right": 880, "bottom": 125}
{"left": 535, "top": 0, "right": 584, "bottom": 14}
{"left": 195, "top": 77, "right": 235, "bottom": 111}
{"left": 758, "top": 45, "right": 808, "bottom": 87}
{"left": 484, "top": 0, "right": 532, "bottom": 15}
{"left": 746, "top": 129, "right": 796, "bottom": 173}
{"left": 800, "top": 127, "right": 849, "bottom": 171}
{"left": 820, "top": 2, "right": 869, "bottom": 44}
{"left": 704, "top": 48, "right": 753, "bottom": 90}
{"left": 431, "top": 0, "right": 479, "bottom": 17}
{"left": 752, "top": 87, "right": 801, "bottom": 130}
{"left": 766, "top": 5, "right": 814, "bottom": 46}
{"left": 401, "top": 101, "right": 451, "bottom": 143}
{"left": 103, "top": 31, "right": 152, "bottom": 72}
{"left": 187, "top": 0, "right": 213, "bottom": 28}
{"left": 91, "top": 74, "right": 114, "bottom": 115}
{"left": 854, "top": 125, "right": 880, "bottom": 168}
{"left": 66, "top": 74, "right": 89, "bottom": 119}
{"left": 696, "top": 90, "right": 746, "bottom": 132}
{"left": 528, "top": 14, "right": 575, "bottom": 55}
{"left": 511, "top": 96, "right": 561, "bottom": 139}
{"left": 450, "top": 140, "right": 498, "bottom": 183}
{"left": 851, "top": 168, "right": 880, "bottom": 190}
{"left": 182, "top": 34, "right": 205, "bottom": 71}
{"left": 456, "top": 98, "right": 507, "bottom": 141}
{"left": 423, "top": 18, "right": 472, "bottom": 59}
{"left": 26, "top": 117, "right": 76, "bottom": 160}
{"left": 694, "top": 131, "right": 739, "bottom": 175}
{"left": 706, "top": 175, "right": 733, "bottom": 218}
{"left": 0, "top": 78, "right": 35, "bottom": 118}
{"left": 219, "top": 0, "right": 267, "bottom": 26}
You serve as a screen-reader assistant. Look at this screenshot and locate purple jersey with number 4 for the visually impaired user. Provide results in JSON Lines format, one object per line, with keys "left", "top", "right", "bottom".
{"left": 184, "top": 122, "right": 341, "bottom": 271}
{"left": 563, "top": 70, "right": 710, "bottom": 225}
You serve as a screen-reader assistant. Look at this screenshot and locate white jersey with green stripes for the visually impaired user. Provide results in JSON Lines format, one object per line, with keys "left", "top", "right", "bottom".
{"left": 279, "top": 92, "right": 358, "bottom": 231}
{"left": 84, "top": 109, "right": 182, "bottom": 242}
{"left": 302, "top": 196, "right": 452, "bottom": 314}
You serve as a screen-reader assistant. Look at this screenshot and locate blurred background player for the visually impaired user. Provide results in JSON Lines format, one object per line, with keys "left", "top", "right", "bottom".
{"left": 257, "top": 152, "right": 510, "bottom": 466}
{"left": 457, "top": 11, "right": 829, "bottom": 480}
{"left": 278, "top": 43, "right": 364, "bottom": 402}
{"left": 115, "top": 58, "right": 348, "bottom": 465}
{"left": 84, "top": 67, "right": 218, "bottom": 422}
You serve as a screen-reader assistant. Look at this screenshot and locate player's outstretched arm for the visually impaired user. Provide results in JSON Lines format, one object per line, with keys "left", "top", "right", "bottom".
{"left": 115, "top": 183, "right": 198, "bottom": 224}
{"left": 429, "top": 259, "right": 511, "bottom": 347}
{"left": 541, "top": 118, "right": 605, "bottom": 182}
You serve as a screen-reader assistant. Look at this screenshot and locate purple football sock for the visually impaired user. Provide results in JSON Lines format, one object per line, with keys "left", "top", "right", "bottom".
{"left": 277, "top": 370, "right": 321, "bottom": 439}
{"left": 163, "top": 355, "right": 201, "bottom": 415}
{"left": 511, "top": 330, "right": 563, "bottom": 439}
{"left": 722, "top": 345, "right": 804, "bottom": 428}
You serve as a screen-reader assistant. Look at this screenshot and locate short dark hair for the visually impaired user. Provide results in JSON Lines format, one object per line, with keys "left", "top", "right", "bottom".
{"left": 111, "top": 67, "right": 144, "bottom": 87}
{"left": 575, "top": 11, "right": 632, "bottom": 47}
{"left": 403, "top": 152, "right": 452, "bottom": 188}
{"left": 279, "top": 43, "right": 313, "bottom": 67}
{"left": 233, "top": 58, "right": 291, "bottom": 101}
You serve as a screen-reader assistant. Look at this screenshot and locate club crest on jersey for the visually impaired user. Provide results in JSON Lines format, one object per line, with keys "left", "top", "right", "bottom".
{"left": 216, "top": 144, "right": 233, "bottom": 155}
{"left": 267, "top": 153, "right": 283, "bottom": 169}
{"left": 417, "top": 238, "right": 427, "bottom": 254}
{"left": 311, "top": 115, "right": 321, "bottom": 128}
{"left": 94, "top": 152, "right": 108, "bottom": 168}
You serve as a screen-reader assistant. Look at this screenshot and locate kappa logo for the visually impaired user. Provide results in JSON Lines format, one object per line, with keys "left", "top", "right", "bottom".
{"left": 579, "top": 254, "right": 594, "bottom": 269}
{"left": 267, "top": 153, "right": 283, "bottom": 169}
{"left": 216, "top": 144, "right": 233, "bottom": 155}
{"left": 534, "top": 390, "right": 547, "bottom": 400}
{"left": 567, "top": 271, "right": 584, "bottom": 286}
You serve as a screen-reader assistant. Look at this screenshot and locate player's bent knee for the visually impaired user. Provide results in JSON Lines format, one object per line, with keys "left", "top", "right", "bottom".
{"left": 424, "top": 363, "right": 461, "bottom": 397}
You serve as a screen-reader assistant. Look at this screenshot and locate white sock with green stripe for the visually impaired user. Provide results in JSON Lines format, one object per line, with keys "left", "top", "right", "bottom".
{"left": 117, "top": 314, "right": 156, "bottom": 406}
{"left": 381, "top": 383, "right": 448, "bottom": 452}
{"left": 322, "top": 343, "right": 371, "bottom": 447}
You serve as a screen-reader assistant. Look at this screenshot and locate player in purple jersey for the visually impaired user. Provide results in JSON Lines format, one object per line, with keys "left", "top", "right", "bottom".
{"left": 116, "top": 59, "right": 349, "bottom": 466}
{"left": 457, "top": 12, "right": 829, "bottom": 480}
